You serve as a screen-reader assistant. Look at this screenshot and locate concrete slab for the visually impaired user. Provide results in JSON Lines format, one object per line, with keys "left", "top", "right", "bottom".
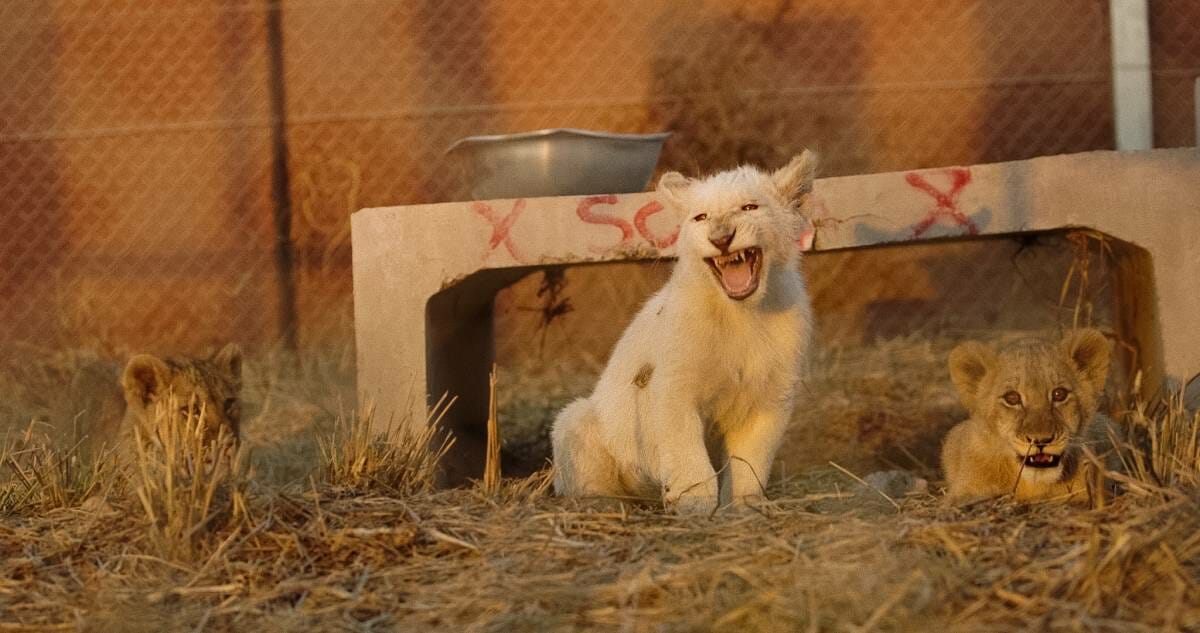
{"left": 352, "top": 148, "right": 1199, "bottom": 482}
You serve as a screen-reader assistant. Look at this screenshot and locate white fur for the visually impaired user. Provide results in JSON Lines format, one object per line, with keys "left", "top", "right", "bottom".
{"left": 551, "top": 152, "right": 816, "bottom": 514}
{"left": 1020, "top": 466, "right": 1065, "bottom": 485}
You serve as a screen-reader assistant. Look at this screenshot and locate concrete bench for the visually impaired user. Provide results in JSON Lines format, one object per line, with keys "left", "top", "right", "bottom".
{"left": 352, "top": 148, "right": 1199, "bottom": 482}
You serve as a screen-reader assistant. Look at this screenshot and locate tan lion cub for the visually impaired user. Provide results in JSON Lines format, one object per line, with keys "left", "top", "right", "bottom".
{"left": 119, "top": 344, "right": 244, "bottom": 450}
{"left": 941, "top": 329, "right": 1113, "bottom": 503}
{"left": 552, "top": 151, "right": 816, "bottom": 514}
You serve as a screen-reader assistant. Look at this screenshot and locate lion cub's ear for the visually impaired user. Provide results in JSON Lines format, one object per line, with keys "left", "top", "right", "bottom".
{"left": 948, "top": 341, "right": 997, "bottom": 410}
{"left": 771, "top": 149, "right": 818, "bottom": 210}
{"left": 1060, "top": 328, "right": 1111, "bottom": 394}
{"left": 212, "top": 343, "right": 243, "bottom": 386}
{"left": 122, "top": 354, "right": 171, "bottom": 407}
{"left": 656, "top": 171, "right": 692, "bottom": 211}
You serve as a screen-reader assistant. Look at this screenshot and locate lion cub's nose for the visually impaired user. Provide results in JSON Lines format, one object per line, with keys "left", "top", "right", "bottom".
{"left": 709, "top": 230, "right": 736, "bottom": 253}
{"left": 1025, "top": 434, "right": 1056, "bottom": 446}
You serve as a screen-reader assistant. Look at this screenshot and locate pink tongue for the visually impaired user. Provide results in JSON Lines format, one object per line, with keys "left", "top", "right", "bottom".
{"left": 720, "top": 260, "right": 753, "bottom": 292}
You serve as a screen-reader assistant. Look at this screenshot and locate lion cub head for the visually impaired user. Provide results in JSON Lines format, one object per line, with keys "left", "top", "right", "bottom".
{"left": 121, "top": 343, "right": 243, "bottom": 446}
{"left": 948, "top": 329, "right": 1111, "bottom": 484}
{"left": 657, "top": 150, "right": 816, "bottom": 302}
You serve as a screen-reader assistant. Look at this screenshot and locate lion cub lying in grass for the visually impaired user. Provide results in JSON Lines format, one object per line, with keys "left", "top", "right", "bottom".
{"left": 552, "top": 151, "right": 816, "bottom": 514}
{"left": 115, "top": 344, "right": 243, "bottom": 452}
{"left": 942, "top": 329, "right": 1114, "bottom": 504}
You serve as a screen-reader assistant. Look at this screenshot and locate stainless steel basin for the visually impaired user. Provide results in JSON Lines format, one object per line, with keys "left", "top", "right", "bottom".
{"left": 445, "top": 128, "right": 671, "bottom": 200}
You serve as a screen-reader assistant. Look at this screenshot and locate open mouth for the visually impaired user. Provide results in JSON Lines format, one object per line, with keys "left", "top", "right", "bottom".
{"left": 705, "top": 247, "right": 762, "bottom": 300}
{"left": 1019, "top": 452, "right": 1062, "bottom": 469}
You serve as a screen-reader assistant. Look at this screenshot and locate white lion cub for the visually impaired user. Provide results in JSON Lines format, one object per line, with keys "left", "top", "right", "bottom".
{"left": 552, "top": 152, "right": 816, "bottom": 514}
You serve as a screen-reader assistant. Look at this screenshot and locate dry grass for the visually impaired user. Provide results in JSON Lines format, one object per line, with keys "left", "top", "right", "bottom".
{"left": 0, "top": 376, "right": 1197, "bottom": 631}
{"left": 1110, "top": 385, "right": 1200, "bottom": 495}
{"left": 133, "top": 397, "right": 252, "bottom": 562}
{"left": 785, "top": 334, "right": 964, "bottom": 478}
{"left": 1, "top": 421, "right": 122, "bottom": 514}
{"left": 483, "top": 366, "right": 502, "bottom": 494}
{"left": 1, "top": 469, "right": 1197, "bottom": 631}
{"left": 1, "top": 339, "right": 1197, "bottom": 631}
{"left": 318, "top": 395, "right": 455, "bottom": 496}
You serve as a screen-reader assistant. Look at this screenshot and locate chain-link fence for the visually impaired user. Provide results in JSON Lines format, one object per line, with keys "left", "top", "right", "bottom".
{"left": 5, "top": 0, "right": 1196, "bottom": 356}
{"left": 1150, "top": 1, "right": 1200, "bottom": 146}
{"left": 0, "top": 2, "right": 1196, "bottom": 467}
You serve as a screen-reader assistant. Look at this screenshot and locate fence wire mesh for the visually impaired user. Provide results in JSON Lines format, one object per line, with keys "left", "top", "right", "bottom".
{"left": 0, "top": 1, "right": 1194, "bottom": 372}
{"left": 1150, "top": 0, "right": 1200, "bottom": 147}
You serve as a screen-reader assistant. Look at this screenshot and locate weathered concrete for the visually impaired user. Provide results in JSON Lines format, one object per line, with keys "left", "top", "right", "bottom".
{"left": 352, "top": 148, "right": 1199, "bottom": 481}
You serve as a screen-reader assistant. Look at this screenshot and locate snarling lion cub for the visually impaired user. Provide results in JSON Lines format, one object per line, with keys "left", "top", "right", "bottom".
{"left": 941, "top": 329, "right": 1114, "bottom": 503}
{"left": 552, "top": 151, "right": 816, "bottom": 514}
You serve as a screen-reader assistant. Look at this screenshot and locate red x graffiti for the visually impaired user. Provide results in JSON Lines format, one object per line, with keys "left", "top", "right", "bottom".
{"left": 472, "top": 199, "right": 526, "bottom": 262}
{"left": 906, "top": 168, "right": 978, "bottom": 237}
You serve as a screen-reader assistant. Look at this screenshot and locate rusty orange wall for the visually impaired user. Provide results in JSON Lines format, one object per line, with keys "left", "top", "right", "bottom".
{"left": 1, "top": 0, "right": 1192, "bottom": 352}
{"left": 1149, "top": 0, "right": 1200, "bottom": 147}
{"left": 279, "top": 0, "right": 1118, "bottom": 205}
{"left": 1, "top": 3, "right": 281, "bottom": 352}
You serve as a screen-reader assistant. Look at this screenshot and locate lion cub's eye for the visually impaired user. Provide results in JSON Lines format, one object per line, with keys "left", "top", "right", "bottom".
{"left": 1051, "top": 387, "right": 1070, "bottom": 403}
{"left": 1001, "top": 391, "right": 1023, "bottom": 406}
{"left": 691, "top": 213, "right": 708, "bottom": 222}
{"left": 740, "top": 203, "right": 759, "bottom": 211}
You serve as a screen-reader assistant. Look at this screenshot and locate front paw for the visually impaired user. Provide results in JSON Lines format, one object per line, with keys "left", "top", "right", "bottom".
{"left": 670, "top": 494, "right": 718, "bottom": 516}
{"left": 728, "top": 493, "right": 767, "bottom": 512}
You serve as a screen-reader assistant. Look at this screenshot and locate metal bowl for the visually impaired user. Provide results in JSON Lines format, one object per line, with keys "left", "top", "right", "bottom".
{"left": 445, "top": 128, "right": 671, "bottom": 200}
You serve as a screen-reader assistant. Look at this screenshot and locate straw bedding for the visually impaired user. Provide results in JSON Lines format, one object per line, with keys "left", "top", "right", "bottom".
{"left": 2, "top": 460, "right": 1198, "bottom": 631}
{"left": 1, "top": 345, "right": 1197, "bottom": 632}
